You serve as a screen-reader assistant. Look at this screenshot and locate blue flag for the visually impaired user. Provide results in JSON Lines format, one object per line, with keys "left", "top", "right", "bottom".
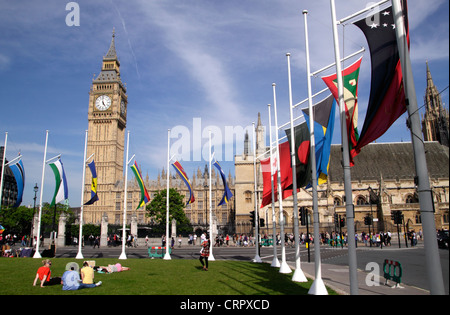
{"left": 302, "top": 94, "right": 336, "bottom": 186}
{"left": 84, "top": 160, "right": 99, "bottom": 205}
{"left": 213, "top": 161, "right": 233, "bottom": 206}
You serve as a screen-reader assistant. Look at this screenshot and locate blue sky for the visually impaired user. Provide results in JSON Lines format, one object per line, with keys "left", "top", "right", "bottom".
{"left": 0, "top": 0, "right": 448, "bottom": 208}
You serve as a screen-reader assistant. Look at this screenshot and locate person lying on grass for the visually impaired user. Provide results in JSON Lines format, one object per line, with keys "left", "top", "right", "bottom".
{"left": 96, "top": 263, "right": 130, "bottom": 273}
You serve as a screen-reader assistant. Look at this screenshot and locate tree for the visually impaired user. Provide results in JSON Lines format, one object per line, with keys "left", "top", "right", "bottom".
{"left": 145, "top": 188, "right": 191, "bottom": 228}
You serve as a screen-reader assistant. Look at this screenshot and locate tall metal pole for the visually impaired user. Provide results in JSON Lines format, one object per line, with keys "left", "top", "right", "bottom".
{"left": 76, "top": 130, "right": 88, "bottom": 259}
{"left": 286, "top": 53, "right": 307, "bottom": 282}
{"left": 0, "top": 132, "right": 7, "bottom": 212}
{"left": 208, "top": 129, "right": 216, "bottom": 261}
{"left": 329, "top": 0, "right": 358, "bottom": 294}
{"left": 164, "top": 129, "right": 172, "bottom": 260}
{"left": 252, "top": 122, "right": 262, "bottom": 263}
{"left": 303, "top": 10, "right": 328, "bottom": 295}
{"left": 272, "top": 83, "right": 292, "bottom": 274}
{"left": 119, "top": 130, "right": 130, "bottom": 260}
{"left": 33, "top": 130, "right": 49, "bottom": 259}
{"left": 268, "top": 104, "right": 280, "bottom": 268}
{"left": 392, "top": 0, "right": 445, "bottom": 294}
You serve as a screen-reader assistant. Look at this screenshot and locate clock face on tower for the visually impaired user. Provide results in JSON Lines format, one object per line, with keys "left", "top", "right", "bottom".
{"left": 95, "top": 95, "right": 112, "bottom": 111}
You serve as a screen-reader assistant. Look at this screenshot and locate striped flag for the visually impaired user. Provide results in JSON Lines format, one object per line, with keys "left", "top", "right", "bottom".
{"left": 302, "top": 94, "right": 336, "bottom": 185}
{"left": 130, "top": 161, "right": 150, "bottom": 209}
{"left": 9, "top": 159, "right": 25, "bottom": 208}
{"left": 213, "top": 161, "right": 233, "bottom": 206}
{"left": 84, "top": 160, "right": 99, "bottom": 205}
{"left": 172, "top": 161, "right": 195, "bottom": 206}
{"left": 49, "top": 159, "right": 68, "bottom": 207}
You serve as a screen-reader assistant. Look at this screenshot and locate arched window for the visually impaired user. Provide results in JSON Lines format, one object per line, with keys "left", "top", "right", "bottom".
{"left": 244, "top": 190, "right": 252, "bottom": 203}
{"left": 356, "top": 195, "right": 367, "bottom": 205}
{"left": 415, "top": 212, "right": 422, "bottom": 224}
{"left": 406, "top": 193, "right": 419, "bottom": 203}
{"left": 334, "top": 197, "right": 342, "bottom": 206}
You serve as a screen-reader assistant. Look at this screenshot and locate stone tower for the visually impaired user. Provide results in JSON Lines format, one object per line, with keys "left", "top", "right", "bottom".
{"left": 84, "top": 30, "right": 128, "bottom": 224}
{"left": 421, "top": 61, "right": 449, "bottom": 147}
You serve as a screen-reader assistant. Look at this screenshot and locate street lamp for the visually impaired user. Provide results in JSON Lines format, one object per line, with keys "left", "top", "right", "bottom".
{"left": 30, "top": 183, "right": 38, "bottom": 247}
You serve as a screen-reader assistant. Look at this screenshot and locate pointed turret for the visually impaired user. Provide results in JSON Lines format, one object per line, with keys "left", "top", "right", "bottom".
{"left": 104, "top": 28, "right": 119, "bottom": 61}
{"left": 94, "top": 28, "right": 122, "bottom": 84}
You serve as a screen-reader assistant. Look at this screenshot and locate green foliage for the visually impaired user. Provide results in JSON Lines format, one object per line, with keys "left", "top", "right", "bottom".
{"left": 145, "top": 188, "right": 191, "bottom": 228}
{"left": 0, "top": 202, "right": 74, "bottom": 236}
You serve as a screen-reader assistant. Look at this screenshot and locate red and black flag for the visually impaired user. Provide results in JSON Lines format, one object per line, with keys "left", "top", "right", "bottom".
{"left": 285, "top": 122, "right": 312, "bottom": 189}
{"left": 353, "top": 0, "right": 409, "bottom": 154}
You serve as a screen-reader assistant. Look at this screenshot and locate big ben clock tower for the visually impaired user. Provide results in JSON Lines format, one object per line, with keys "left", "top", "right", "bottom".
{"left": 84, "top": 29, "right": 128, "bottom": 224}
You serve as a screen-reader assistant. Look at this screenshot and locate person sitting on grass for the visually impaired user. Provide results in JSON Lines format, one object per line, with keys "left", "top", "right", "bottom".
{"left": 61, "top": 262, "right": 102, "bottom": 291}
{"left": 32, "top": 259, "right": 61, "bottom": 287}
{"left": 81, "top": 261, "right": 100, "bottom": 286}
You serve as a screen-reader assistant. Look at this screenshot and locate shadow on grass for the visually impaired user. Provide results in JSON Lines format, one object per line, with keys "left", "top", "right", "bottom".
{"left": 220, "top": 261, "right": 311, "bottom": 295}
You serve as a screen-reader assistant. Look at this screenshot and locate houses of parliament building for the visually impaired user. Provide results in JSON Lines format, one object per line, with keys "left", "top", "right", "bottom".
{"left": 79, "top": 32, "right": 448, "bottom": 236}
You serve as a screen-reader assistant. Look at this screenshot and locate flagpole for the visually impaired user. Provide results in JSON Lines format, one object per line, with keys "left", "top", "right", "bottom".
{"left": 286, "top": 53, "right": 307, "bottom": 282}
{"left": 0, "top": 132, "right": 7, "bottom": 213}
{"left": 252, "top": 122, "right": 262, "bottom": 263}
{"left": 164, "top": 129, "right": 172, "bottom": 260}
{"left": 33, "top": 130, "right": 49, "bottom": 259}
{"left": 273, "top": 83, "right": 292, "bottom": 274}
{"left": 268, "top": 104, "right": 280, "bottom": 268}
{"left": 208, "top": 129, "right": 216, "bottom": 261}
{"left": 119, "top": 130, "right": 131, "bottom": 260}
{"left": 330, "top": 0, "right": 358, "bottom": 294}
{"left": 391, "top": 0, "right": 445, "bottom": 295}
{"left": 303, "top": 10, "right": 328, "bottom": 295}
{"left": 76, "top": 130, "right": 88, "bottom": 259}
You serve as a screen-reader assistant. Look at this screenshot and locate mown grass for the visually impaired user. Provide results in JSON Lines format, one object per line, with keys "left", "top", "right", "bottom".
{"left": 0, "top": 257, "right": 337, "bottom": 295}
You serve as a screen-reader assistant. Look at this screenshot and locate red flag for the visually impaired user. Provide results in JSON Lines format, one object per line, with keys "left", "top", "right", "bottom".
{"left": 260, "top": 141, "right": 298, "bottom": 208}
{"left": 322, "top": 57, "right": 362, "bottom": 166}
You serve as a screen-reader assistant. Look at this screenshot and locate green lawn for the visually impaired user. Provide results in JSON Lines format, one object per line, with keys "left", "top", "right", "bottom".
{"left": 0, "top": 257, "right": 337, "bottom": 295}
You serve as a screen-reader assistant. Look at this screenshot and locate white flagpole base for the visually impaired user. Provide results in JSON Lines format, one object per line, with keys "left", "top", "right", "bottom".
{"left": 209, "top": 253, "right": 215, "bottom": 261}
{"left": 118, "top": 252, "right": 127, "bottom": 260}
{"left": 33, "top": 251, "right": 42, "bottom": 259}
{"left": 253, "top": 255, "right": 262, "bottom": 263}
{"left": 279, "top": 261, "right": 292, "bottom": 274}
{"left": 163, "top": 253, "right": 171, "bottom": 260}
{"left": 292, "top": 268, "right": 308, "bottom": 282}
{"left": 308, "top": 277, "right": 328, "bottom": 295}
{"left": 271, "top": 257, "right": 280, "bottom": 268}
{"left": 75, "top": 251, "right": 84, "bottom": 259}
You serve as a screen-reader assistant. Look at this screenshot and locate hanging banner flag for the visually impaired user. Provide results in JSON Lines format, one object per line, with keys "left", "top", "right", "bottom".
{"left": 130, "top": 161, "right": 151, "bottom": 209}
{"left": 172, "top": 161, "right": 195, "bottom": 206}
{"left": 322, "top": 57, "right": 362, "bottom": 165}
{"left": 353, "top": 1, "right": 408, "bottom": 154}
{"left": 285, "top": 122, "right": 312, "bottom": 189}
{"left": 213, "top": 161, "right": 233, "bottom": 206}
{"left": 260, "top": 141, "right": 298, "bottom": 208}
{"left": 9, "top": 159, "right": 25, "bottom": 208}
{"left": 49, "top": 159, "right": 68, "bottom": 207}
{"left": 302, "top": 94, "right": 336, "bottom": 185}
{"left": 84, "top": 160, "right": 99, "bottom": 205}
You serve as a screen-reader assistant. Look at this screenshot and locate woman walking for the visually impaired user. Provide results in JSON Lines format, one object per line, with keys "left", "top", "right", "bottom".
{"left": 199, "top": 234, "right": 210, "bottom": 271}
